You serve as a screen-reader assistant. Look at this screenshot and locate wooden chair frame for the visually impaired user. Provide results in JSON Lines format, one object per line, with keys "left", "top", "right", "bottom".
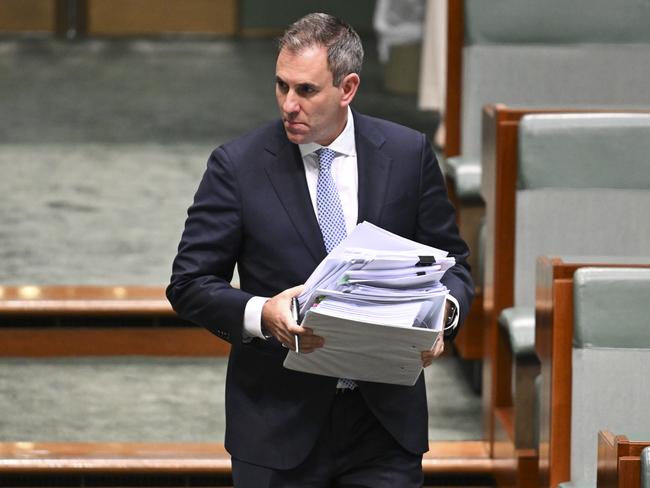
{"left": 445, "top": 0, "right": 464, "bottom": 158}
{"left": 535, "top": 258, "right": 650, "bottom": 488}
{"left": 480, "top": 105, "right": 650, "bottom": 488}
{"left": 597, "top": 430, "right": 650, "bottom": 488}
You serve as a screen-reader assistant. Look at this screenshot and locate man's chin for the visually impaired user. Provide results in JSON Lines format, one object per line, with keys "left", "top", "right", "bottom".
{"left": 284, "top": 129, "right": 311, "bottom": 145}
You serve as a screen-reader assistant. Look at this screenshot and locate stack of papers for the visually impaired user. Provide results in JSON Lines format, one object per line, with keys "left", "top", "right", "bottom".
{"left": 283, "top": 222, "right": 455, "bottom": 386}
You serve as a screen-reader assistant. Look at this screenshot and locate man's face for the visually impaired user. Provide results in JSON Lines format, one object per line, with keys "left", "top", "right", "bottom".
{"left": 275, "top": 45, "right": 355, "bottom": 146}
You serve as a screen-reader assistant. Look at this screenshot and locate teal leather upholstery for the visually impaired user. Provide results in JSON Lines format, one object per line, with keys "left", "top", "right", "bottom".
{"left": 442, "top": 156, "right": 482, "bottom": 202}
{"left": 461, "top": 45, "right": 650, "bottom": 159}
{"left": 574, "top": 268, "right": 650, "bottom": 349}
{"left": 514, "top": 115, "right": 650, "bottom": 307}
{"left": 464, "top": 0, "right": 650, "bottom": 45}
{"left": 499, "top": 305, "right": 538, "bottom": 450}
{"left": 498, "top": 307, "right": 535, "bottom": 359}
{"left": 518, "top": 114, "right": 650, "bottom": 190}
{"left": 569, "top": 267, "right": 650, "bottom": 486}
{"left": 642, "top": 447, "right": 650, "bottom": 488}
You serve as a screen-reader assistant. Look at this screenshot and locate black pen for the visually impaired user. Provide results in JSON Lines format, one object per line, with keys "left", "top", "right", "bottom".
{"left": 290, "top": 297, "right": 301, "bottom": 354}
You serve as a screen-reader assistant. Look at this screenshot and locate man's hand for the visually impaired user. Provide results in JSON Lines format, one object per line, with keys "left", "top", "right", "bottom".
{"left": 420, "top": 300, "right": 450, "bottom": 367}
{"left": 261, "top": 285, "right": 325, "bottom": 353}
{"left": 421, "top": 335, "right": 444, "bottom": 367}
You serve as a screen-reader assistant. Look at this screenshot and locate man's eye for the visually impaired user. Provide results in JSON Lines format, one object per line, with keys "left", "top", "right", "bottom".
{"left": 276, "top": 81, "right": 288, "bottom": 92}
{"left": 298, "top": 86, "right": 316, "bottom": 96}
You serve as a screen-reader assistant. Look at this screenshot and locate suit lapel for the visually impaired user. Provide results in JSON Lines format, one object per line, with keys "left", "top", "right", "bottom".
{"left": 355, "top": 114, "right": 392, "bottom": 225}
{"left": 262, "top": 114, "right": 391, "bottom": 263}
{"left": 264, "top": 130, "right": 327, "bottom": 264}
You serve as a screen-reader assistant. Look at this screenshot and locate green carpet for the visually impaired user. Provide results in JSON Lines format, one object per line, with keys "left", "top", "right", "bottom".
{"left": 0, "top": 356, "right": 480, "bottom": 442}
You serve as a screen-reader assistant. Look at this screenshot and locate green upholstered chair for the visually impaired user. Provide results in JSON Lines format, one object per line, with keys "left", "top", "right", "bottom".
{"left": 442, "top": 0, "right": 650, "bottom": 312}
{"left": 556, "top": 268, "right": 650, "bottom": 488}
{"left": 445, "top": 0, "right": 650, "bottom": 201}
{"left": 494, "top": 113, "right": 650, "bottom": 450}
{"left": 443, "top": 1, "right": 650, "bottom": 379}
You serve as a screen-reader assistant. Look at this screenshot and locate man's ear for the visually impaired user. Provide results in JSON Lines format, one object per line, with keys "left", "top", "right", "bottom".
{"left": 339, "top": 73, "right": 360, "bottom": 107}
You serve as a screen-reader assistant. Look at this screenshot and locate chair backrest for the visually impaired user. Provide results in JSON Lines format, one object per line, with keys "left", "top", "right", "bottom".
{"left": 453, "top": 0, "right": 650, "bottom": 158}
{"left": 512, "top": 113, "right": 650, "bottom": 307}
{"left": 569, "top": 267, "right": 650, "bottom": 485}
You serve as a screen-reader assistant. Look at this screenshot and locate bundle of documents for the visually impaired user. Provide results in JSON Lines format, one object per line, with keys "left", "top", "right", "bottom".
{"left": 283, "top": 222, "right": 455, "bottom": 386}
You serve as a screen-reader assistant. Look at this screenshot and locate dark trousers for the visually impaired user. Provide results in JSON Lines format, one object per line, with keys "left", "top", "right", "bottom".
{"left": 231, "top": 389, "right": 423, "bottom": 488}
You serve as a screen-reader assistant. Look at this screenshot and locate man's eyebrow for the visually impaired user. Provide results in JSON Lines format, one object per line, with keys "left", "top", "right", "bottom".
{"left": 275, "top": 78, "right": 320, "bottom": 93}
{"left": 296, "top": 82, "right": 319, "bottom": 90}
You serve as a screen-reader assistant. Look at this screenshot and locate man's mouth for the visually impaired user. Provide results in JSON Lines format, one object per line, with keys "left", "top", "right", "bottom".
{"left": 285, "top": 120, "right": 308, "bottom": 132}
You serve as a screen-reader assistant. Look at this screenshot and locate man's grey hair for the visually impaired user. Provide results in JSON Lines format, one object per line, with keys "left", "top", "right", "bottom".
{"left": 278, "top": 12, "right": 364, "bottom": 86}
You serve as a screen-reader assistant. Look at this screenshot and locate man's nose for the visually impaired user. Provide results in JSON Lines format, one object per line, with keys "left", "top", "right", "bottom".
{"left": 282, "top": 91, "right": 300, "bottom": 115}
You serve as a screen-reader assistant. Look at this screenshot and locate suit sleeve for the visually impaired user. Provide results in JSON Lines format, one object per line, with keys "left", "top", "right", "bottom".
{"left": 166, "top": 147, "right": 253, "bottom": 344}
{"left": 415, "top": 134, "right": 474, "bottom": 340}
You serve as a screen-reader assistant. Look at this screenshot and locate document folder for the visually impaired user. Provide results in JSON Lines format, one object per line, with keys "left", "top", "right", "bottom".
{"left": 283, "top": 303, "right": 444, "bottom": 386}
{"left": 283, "top": 221, "right": 452, "bottom": 386}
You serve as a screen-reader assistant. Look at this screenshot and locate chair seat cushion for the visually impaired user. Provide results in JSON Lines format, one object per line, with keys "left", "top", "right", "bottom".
{"left": 498, "top": 306, "right": 536, "bottom": 360}
{"left": 442, "top": 156, "right": 482, "bottom": 202}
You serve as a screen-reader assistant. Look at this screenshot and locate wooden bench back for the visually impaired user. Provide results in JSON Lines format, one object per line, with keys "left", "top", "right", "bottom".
{"left": 0, "top": 285, "right": 229, "bottom": 356}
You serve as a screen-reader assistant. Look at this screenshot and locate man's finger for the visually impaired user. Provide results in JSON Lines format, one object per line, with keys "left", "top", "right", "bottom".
{"left": 283, "top": 284, "right": 305, "bottom": 298}
{"left": 431, "top": 337, "right": 445, "bottom": 357}
{"left": 420, "top": 339, "right": 445, "bottom": 367}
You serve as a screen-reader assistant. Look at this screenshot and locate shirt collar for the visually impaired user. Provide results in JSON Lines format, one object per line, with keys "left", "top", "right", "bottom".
{"left": 298, "top": 106, "right": 356, "bottom": 159}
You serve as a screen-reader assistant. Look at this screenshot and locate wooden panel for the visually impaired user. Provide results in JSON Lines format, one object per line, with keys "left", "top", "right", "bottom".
{"left": 535, "top": 255, "right": 559, "bottom": 488}
{"left": 516, "top": 451, "right": 539, "bottom": 488}
{"left": 87, "top": 0, "right": 238, "bottom": 36}
{"left": 0, "top": 327, "right": 230, "bottom": 356}
{"left": 493, "top": 407, "right": 514, "bottom": 457}
{"left": 444, "top": 0, "right": 463, "bottom": 156}
{"left": 0, "top": 286, "right": 230, "bottom": 356}
{"left": 618, "top": 457, "right": 641, "bottom": 488}
{"left": 0, "top": 0, "right": 55, "bottom": 32}
{"left": 481, "top": 105, "right": 498, "bottom": 454}
{"left": 0, "top": 441, "right": 231, "bottom": 473}
{"left": 548, "top": 278, "right": 573, "bottom": 487}
{"left": 423, "top": 440, "right": 505, "bottom": 475}
{"left": 0, "top": 285, "right": 173, "bottom": 316}
{"left": 597, "top": 430, "right": 621, "bottom": 488}
{"left": 0, "top": 440, "right": 504, "bottom": 476}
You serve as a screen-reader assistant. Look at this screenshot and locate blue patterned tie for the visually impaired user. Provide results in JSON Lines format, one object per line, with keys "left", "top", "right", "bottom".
{"left": 316, "top": 148, "right": 356, "bottom": 391}
{"left": 316, "top": 148, "right": 347, "bottom": 253}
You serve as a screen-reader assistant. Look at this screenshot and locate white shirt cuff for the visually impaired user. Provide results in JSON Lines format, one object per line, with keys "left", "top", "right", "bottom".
{"left": 243, "top": 296, "right": 270, "bottom": 340}
{"left": 444, "top": 294, "right": 460, "bottom": 332}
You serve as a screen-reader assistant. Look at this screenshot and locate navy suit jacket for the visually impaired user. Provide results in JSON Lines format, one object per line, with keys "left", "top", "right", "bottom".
{"left": 167, "top": 110, "right": 473, "bottom": 469}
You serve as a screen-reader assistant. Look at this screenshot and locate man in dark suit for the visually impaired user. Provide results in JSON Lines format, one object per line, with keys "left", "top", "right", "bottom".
{"left": 167, "top": 12, "right": 473, "bottom": 488}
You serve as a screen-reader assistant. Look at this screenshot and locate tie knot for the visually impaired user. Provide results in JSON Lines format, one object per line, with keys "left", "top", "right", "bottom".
{"left": 317, "top": 148, "right": 337, "bottom": 170}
